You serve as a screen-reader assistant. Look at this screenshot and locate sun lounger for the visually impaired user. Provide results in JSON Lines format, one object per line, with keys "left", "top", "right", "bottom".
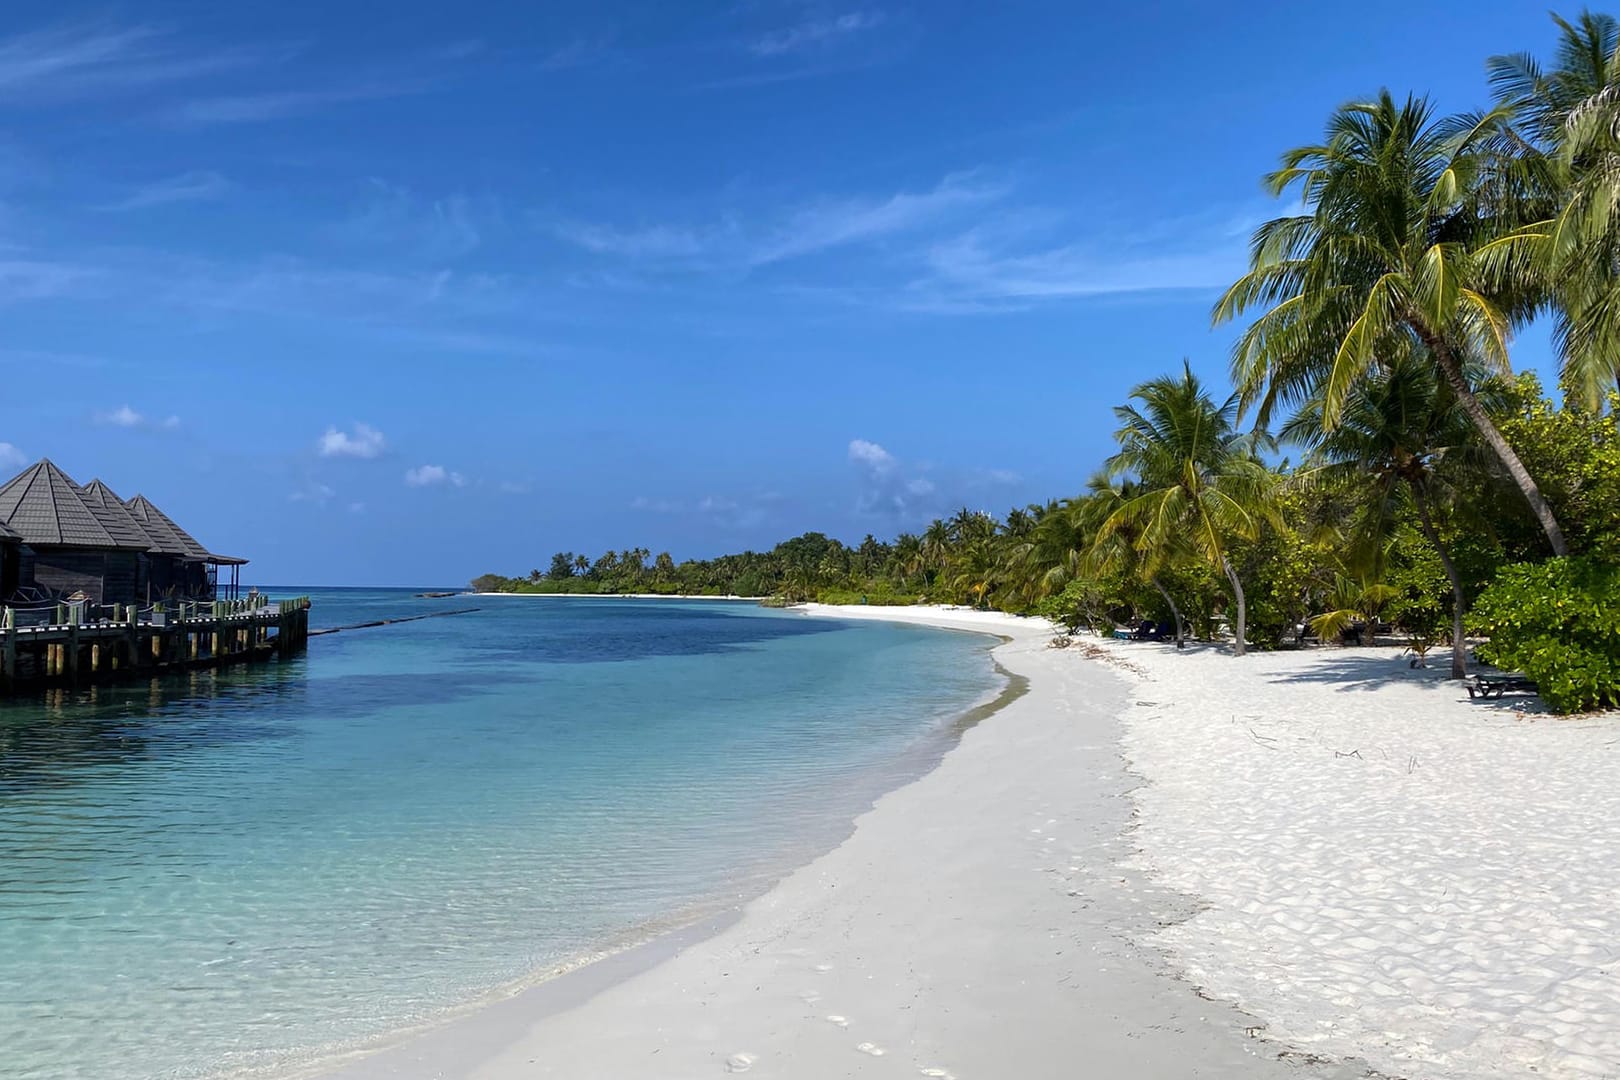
{"left": 1466, "top": 674, "right": 1539, "bottom": 700}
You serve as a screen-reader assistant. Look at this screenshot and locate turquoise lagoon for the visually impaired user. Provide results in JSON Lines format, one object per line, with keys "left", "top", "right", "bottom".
{"left": 0, "top": 591, "right": 1000, "bottom": 1079}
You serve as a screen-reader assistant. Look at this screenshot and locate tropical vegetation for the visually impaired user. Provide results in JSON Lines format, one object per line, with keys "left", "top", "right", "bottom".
{"left": 477, "top": 10, "right": 1620, "bottom": 712}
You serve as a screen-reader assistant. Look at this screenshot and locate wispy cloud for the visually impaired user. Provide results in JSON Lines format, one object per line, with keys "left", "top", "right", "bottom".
{"left": 0, "top": 258, "right": 96, "bottom": 301}
{"left": 549, "top": 171, "right": 1005, "bottom": 270}
{"left": 750, "top": 10, "right": 885, "bottom": 56}
{"left": 539, "top": 37, "right": 617, "bottom": 71}
{"left": 404, "top": 464, "right": 466, "bottom": 487}
{"left": 553, "top": 221, "right": 716, "bottom": 261}
{"left": 630, "top": 492, "right": 773, "bottom": 529}
{"left": 752, "top": 173, "right": 1003, "bottom": 264}
{"left": 847, "top": 438, "right": 1019, "bottom": 521}
{"left": 288, "top": 481, "right": 335, "bottom": 504}
{"left": 849, "top": 436, "right": 937, "bottom": 519}
{"left": 98, "top": 170, "right": 228, "bottom": 212}
{"left": 0, "top": 442, "right": 25, "bottom": 469}
{"left": 94, "top": 404, "right": 180, "bottom": 430}
{"left": 161, "top": 83, "right": 413, "bottom": 127}
{"left": 0, "top": 22, "right": 270, "bottom": 104}
{"left": 318, "top": 423, "right": 387, "bottom": 459}
{"left": 908, "top": 223, "right": 1243, "bottom": 309}
{"left": 334, "top": 180, "right": 484, "bottom": 261}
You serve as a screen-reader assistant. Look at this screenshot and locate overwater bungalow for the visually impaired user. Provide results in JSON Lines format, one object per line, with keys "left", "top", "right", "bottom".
{"left": 0, "top": 459, "right": 246, "bottom": 607}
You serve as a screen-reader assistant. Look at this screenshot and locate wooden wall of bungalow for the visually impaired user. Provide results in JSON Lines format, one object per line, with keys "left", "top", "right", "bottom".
{"left": 0, "top": 538, "right": 20, "bottom": 600}
{"left": 28, "top": 548, "right": 145, "bottom": 606}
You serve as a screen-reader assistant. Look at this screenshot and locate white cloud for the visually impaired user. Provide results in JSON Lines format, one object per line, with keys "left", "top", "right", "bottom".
{"left": 289, "top": 482, "right": 335, "bottom": 504}
{"left": 0, "top": 441, "right": 25, "bottom": 468}
{"left": 99, "top": 170, "right": 228, "bottom": 211}
{"left": 750, "top": 11, "right": 885, "bottom": 56}
{"left": 848, "top": 438, "right": 896, "bottom": 472}
{"left": 751, "top": 173, "right": 1004, "bottom": 265}
{"left": 847, "top": 438, "right": 1012, "bottom": 521}
{"left": 0, "top": 23, "right": 262, "bottom": 104}
{"left": 0, "top": 259, "right": 96, "bottom": 301}
{"left": 161, "top": 84, "right": 412, "bottom": 127}
{"left": 335, "top": 180, "right": 484, "bottom": 261}
{"left": 100, "top": 404, "right": 142, "bottom": 427}
{"left": 548, "top": 172, "right": 1005, "bottom": 269}
{"left": 347, "top": 501, "right": 366, "bottom": 513}
{"left": 94, "top": 404, "right": 180, "bottom": 430}
{"left": 318, "top": 423, "right": 386, "bottom": 459}
{"left": 498, "top": 480, "right": 531, "bottom": 495}
{"left": 552, "top": 220, "right": 714, "bottom": 260}
{"left": 405, "top": 464, "right": 465, "bottom": 487}
{"left": 906, "top": 214, "right": 1246, "bottom": 310}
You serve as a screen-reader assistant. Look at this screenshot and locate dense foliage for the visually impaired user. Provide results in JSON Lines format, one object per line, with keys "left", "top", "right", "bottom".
{"left": 1472, "top": 557, "right": 1620, "bottom": 713}
{"left": 478, "top": 11, "right": 1620, "bottom": 711}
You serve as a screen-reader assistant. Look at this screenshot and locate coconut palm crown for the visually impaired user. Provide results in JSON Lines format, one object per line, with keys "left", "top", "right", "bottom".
{"left": 1214, "top": 90, "right": 1571, "bottom": 556}
{"left": 1099, "top": 363, "right": 1276, "bottom": 655}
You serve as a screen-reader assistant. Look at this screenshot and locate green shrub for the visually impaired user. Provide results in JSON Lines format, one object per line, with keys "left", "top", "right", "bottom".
{"left": 1471, "top": 556, "right": 1620, "bottom": 714}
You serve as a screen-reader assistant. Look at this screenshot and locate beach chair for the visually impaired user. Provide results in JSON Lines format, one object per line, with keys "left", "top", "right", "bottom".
{"left": 1466, "top": 674, "right": 1540, "bottom": 700}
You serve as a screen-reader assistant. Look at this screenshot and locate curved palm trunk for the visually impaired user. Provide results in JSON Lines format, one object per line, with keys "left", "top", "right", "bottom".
{"left": 1149, "top": 576, "right": 1186, "bottom": 649}
{"left": 1221, "top": 557, "right": 1248, "bottom": 657}
{"left": 1415, "top": 326, "right": 1569, "bottom": 556}
{"left": 1411, "top": 483, "right": 1468, "bottom": 681}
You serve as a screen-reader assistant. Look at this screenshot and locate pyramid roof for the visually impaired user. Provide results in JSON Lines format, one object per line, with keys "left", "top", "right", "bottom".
{"left": 77, "top": 479, "right": 158, "bottom": 551}
{"left": 125, "top": 494, "right": 211, "bottom": 560}
{"left": 0, "top": 460, "right": 120, "bottom": 547}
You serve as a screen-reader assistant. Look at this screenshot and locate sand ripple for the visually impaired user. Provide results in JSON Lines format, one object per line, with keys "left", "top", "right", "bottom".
{"left": 1112, "top": 643, "right": 1620, "bottom": 1080}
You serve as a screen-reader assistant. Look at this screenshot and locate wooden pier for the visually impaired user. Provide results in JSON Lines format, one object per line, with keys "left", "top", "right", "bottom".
{"left": 0, "top": 597, "right": 310, "bottom": 695}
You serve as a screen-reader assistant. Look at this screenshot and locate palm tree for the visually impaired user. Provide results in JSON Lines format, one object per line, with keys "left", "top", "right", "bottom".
{"left": 1485, "top": 11, "right": 1620, "bottom": 407}
{"left": 1281, "top": 352, "right": 1499, "bottom": 678}
{"left": 1100, "top": 363, "right": 1276, "bottom": 655}
{"left": 1081, "top": 475, "right": 1189, "bottom": 648}
{"left": 1215, "top": 91, "right": 1571, "bottom": 555}
{"left": 1488, "top": 11, "right": 1620, "bottom": 146}
{"left": 999, "top": 499, "right": 1088, "bottom": 608}
{"left": 893, "top": 533, "right": 924, "bottom": 586}
{"left": 920, "top": 519, "right": 952, "bottom": 585}
{"left": 1307, "top": 572, "right": 1401, "bottom": 645}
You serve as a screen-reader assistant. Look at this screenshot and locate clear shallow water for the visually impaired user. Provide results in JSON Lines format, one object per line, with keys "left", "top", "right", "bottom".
{"left": 0, "top": 590, "right": 998, "bottom": 1080}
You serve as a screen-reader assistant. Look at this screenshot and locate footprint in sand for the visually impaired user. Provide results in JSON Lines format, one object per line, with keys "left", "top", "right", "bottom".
{"left": 799, "top": 989, "right": 822, "bottom": 1005}
{"left": 826, "top": 1015, "right": 849, "bottom": 1027}
{"left": 812, "top": 963, "right": 834, "bottom": 973}
{"left": 724, "top": 1052, "right": 756, "bottom": 1073}
{"left": 856, "top": 1042, "right": 886, "bottom": 1057}
{"left": 918, "top": 1070, "right": 955, "bottom": 1079}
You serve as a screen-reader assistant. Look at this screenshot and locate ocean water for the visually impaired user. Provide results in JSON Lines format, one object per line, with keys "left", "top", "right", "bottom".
{"left": 0, "top": 590, "right": 1000, "bottom": 1080}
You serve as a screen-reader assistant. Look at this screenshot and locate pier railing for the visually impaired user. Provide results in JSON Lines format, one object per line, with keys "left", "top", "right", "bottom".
{"left": 0, "top": 596, "right": 312, "bottom": 693}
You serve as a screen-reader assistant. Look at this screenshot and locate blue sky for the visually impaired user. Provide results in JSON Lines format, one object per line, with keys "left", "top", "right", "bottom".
{"left": 0, "top": 0, "right": 1570, "bottom": 585}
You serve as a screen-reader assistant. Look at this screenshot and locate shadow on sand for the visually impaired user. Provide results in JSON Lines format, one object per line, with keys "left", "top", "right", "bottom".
{"left": 1115, "top": 637, "right": 1554, "bottom": 715}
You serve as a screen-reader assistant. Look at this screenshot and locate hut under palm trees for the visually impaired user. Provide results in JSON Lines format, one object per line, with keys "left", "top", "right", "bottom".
{"left": 0, "top": 459, "right": 246, "bottom": 607}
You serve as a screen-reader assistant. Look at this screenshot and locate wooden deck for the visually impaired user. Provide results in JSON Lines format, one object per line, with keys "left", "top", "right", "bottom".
{"left": 0, "top": 597, "right": 310, "bottom": 694}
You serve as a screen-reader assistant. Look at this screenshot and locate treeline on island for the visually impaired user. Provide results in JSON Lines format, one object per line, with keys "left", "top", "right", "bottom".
{"left": 478, "top": 11, "right": 1620, "bottom": 713}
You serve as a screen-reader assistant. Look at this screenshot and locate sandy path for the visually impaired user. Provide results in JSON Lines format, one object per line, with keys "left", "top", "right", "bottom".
{"left": 320, "top": 606, "right": 1362, "bottom": 1080}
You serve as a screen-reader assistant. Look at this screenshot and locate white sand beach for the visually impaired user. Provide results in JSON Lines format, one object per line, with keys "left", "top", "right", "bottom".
{"left": 318, "top": 605, "right": 1619, "bottom": 1080}
{"left": 1100, "top": 636, "right": 1620, "bottom": 1080}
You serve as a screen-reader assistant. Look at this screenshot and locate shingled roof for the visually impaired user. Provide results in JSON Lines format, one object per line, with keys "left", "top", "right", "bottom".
{"left": 78, "top": 479, "right": 159, "bottom": 552}
{"left": 0, "top": 460, "right": 120, "bottom": 548}
{"left": 0, "top": 519, "right": 19, "bottom": 541}
{"left": 125, "top": 494, "right": 211, "bottom": 560}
